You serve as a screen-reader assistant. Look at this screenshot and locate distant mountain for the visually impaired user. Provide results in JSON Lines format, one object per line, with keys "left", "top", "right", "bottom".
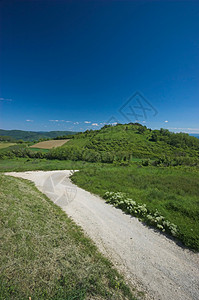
{"left": 0, "top": 129, "right": 77, "bottom": 141}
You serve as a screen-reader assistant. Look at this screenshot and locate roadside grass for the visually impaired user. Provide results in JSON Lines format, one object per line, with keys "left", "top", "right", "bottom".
{"left": 0, "top": 142, "right": 16, "bottom": 149}
{"left": 0, "top": 174, "right": 137, "bottom": 300}
{"left": 71, "top": 164, "right": 199, "bottom": 251}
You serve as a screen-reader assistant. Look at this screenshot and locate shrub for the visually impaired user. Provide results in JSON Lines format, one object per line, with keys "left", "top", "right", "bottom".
{"left": 141, "top": 159, "right": 151, "bottom": 166}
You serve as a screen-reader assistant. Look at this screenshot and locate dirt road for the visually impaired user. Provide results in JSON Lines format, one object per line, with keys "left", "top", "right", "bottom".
{"left": 6, "top": 171, "right": 199, "bottom": 300}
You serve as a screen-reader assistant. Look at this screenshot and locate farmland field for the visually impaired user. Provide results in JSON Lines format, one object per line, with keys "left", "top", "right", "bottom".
{"left": 30, "top": 139, "right": 69, "bottom": 149}
{"left": 0, "top": 142, "right": 16, "bottom": 149}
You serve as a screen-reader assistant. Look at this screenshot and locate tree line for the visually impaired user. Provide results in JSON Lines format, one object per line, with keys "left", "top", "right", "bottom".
{"left": 0, "top": 144, "right": 198, "bottom": 166}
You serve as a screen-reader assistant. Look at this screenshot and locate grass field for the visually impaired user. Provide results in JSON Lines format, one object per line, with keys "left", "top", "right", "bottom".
{"left": 0, "top": 142, "right": 16, "bottom": 149}
{"left": 30, "top": 139, "right": 69, "bottom": 149}
{"left": 0, "top": 174, "right": 137, "bottom": 300}
{"left": 0, "top": 158, "right": 94, "bottom": 172}
{"left": 71, "top": 164, "right": 199, "bottom": 251}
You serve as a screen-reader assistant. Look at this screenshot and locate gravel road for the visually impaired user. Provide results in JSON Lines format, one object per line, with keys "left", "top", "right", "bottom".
{"left": 6, "top": 170, "right": 199, "bottom": 300}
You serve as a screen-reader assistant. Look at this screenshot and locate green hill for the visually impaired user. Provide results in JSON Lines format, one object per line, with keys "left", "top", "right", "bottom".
{"left": 55, "top": 123, "right": 199, "bottom": 162}
{"left": 0, "top": 129, "right": 77, "bottom": 141}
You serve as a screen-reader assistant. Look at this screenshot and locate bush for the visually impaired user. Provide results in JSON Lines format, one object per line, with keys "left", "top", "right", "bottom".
{"left": 82, "top": 149, "right": 101, "bottom": 162}
{"left": 153, "top": 156, "right": 199, "bottom": 167}
{"left": 141, "top": 159, "right": 151, "bottom": 166}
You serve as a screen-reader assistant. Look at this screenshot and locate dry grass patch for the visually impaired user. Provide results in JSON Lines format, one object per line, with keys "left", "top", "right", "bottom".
{"left": 0, "top": 142, "right": 16, "bottom": 149}
{"left": 30, "top": 139, "right": 69, "bottom": 149}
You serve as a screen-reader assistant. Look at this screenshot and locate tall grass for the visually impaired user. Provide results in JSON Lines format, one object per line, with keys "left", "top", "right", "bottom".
{"left": 72, "top": 164, "right": 199, "bottom": 251}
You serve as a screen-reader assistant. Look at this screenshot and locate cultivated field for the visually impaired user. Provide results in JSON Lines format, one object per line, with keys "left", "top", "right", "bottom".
{"left": 0, "top": 142, "right": 16, "bottom": 149}
{"left": 30, "top": 139, "right": 69, "bottom": 149}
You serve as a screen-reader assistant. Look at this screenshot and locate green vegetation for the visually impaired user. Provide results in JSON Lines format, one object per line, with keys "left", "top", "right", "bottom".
{"left": 0, "top": 158, "right": 93, "bottom": 173}
{"left": 71, "top": 164, "right": 199, "bottom": 251}
{"left": 0, "top": 123, "right": 198, "bottom": 252}
{"left": 0, "top": 135, "right": 17, "bottom": 143}
{"left": 104, "top": 192, "right": 178, "bottom": 237}
{"left": 62, "top": 124, "right": 199, "bottom": 162}
{"left": 0, "top": 129, "right": 76, "bottom": 141}
{"left": 0, "top": 174, "right": 136, "bottom": 300}
{"left": 27, "top": 147, "right": 50, "bottom": 153}
{"left": 1, "top": 155, "right": 198, "bottom": 251}
{"left": 1, "top": 124, "right": 199, "bottom": 166}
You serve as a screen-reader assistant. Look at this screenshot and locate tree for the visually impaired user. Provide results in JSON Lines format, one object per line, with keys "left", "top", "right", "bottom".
{"left": 150, "top": 132, "right": 158, "bottom": 142}
{"left": 137, "top": 126, "right": 146, "bottom": 134}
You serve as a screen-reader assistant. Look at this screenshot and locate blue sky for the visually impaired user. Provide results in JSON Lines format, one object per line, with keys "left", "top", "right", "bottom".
{"left": 0, "top": 0, "right": 199, "bottom": 133}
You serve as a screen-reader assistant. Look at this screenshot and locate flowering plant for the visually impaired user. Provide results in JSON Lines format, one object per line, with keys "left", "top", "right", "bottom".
{"left": 104, "top": 191, "right": 178, "bottom": 237}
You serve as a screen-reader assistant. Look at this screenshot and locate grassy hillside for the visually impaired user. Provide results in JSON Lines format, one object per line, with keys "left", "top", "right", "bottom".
{"left": 65, "top": 124, "right": 199, "bottom": 156}
{"left": 47, "top": 123, "right": 199, "bottom": 165}
{"left": 0, "top": 129, "right": 77, "bottom": 141}
{"left": 0, "top": 174, "right": 136, "bottom": 300}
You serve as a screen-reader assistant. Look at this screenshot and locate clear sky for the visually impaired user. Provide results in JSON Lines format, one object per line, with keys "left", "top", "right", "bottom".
{"left": 0, "top": 0, "right": 199, "bottom": 133}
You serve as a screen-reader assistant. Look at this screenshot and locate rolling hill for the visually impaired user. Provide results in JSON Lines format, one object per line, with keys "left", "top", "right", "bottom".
{"left": 59, "top": 123, "right": 199, "bottom": 160}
